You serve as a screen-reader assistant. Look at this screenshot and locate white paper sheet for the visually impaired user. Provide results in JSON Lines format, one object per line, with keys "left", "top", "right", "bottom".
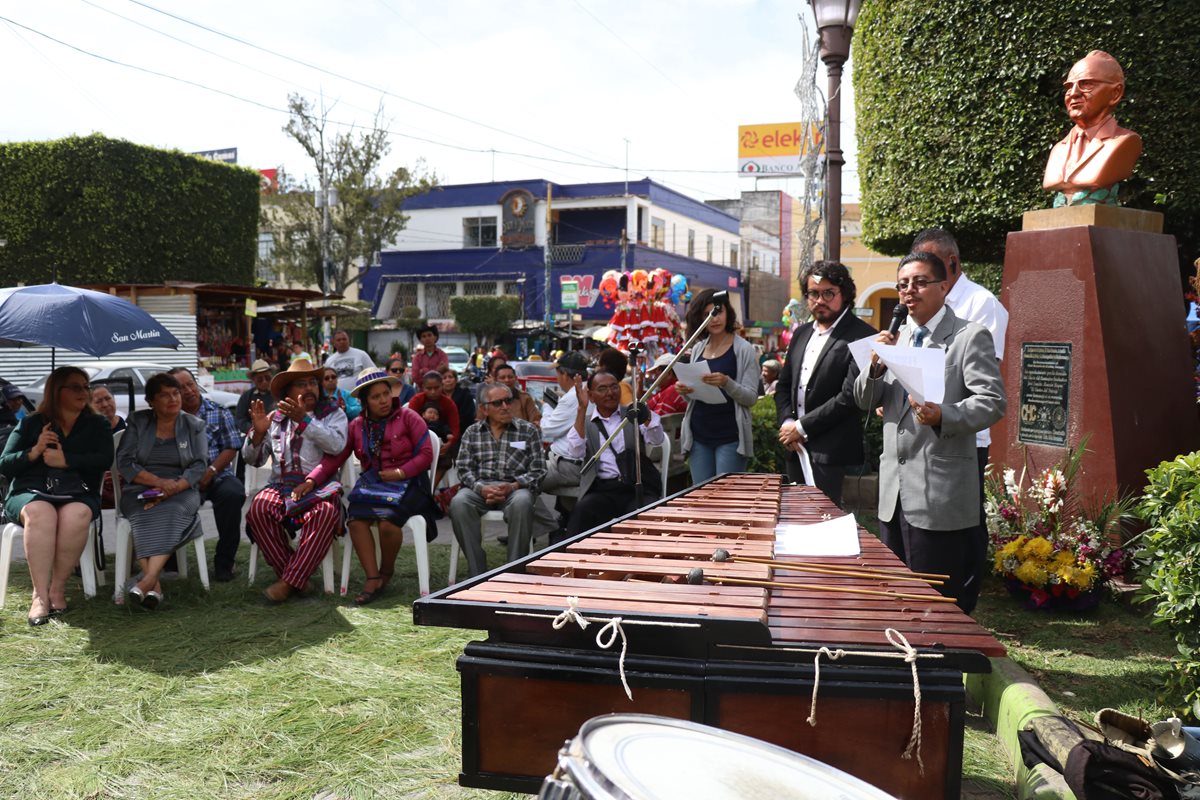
{"left": 671, "top": 360, "right": 727, "bottom": 404}
{"left": 774, "top": 513, "right": 861, "bottom": 557}
{"left": 848, "top": 337, "right": 946, "bottom": 405}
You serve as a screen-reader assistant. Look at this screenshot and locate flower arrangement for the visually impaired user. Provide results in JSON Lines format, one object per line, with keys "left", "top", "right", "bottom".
{"left": 986, "top": 437, "right": 1134, "bottom": 610}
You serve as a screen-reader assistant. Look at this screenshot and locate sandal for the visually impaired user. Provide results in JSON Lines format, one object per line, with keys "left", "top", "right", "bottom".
{"left": 354, "top": 575, "right": 386, "bottom": 606}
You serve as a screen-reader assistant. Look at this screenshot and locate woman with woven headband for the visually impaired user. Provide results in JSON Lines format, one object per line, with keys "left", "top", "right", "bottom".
{"left": 305, "top": 368, "right": 434, "bottom": 605}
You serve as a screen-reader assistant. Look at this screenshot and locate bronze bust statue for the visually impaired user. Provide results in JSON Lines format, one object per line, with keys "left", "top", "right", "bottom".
{"left": 1042, "top": 51, "right": 1142, "bottom": 207}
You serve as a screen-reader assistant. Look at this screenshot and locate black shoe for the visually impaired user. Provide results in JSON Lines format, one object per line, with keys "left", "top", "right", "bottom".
{"left": 497, "top": 535, "right": 508, "bottom": 545}
{"left": 28, "top": 613, "right": 52, "bottom": 626}
{"left": 213, "top": 565, "right": 237, "bottom": 583}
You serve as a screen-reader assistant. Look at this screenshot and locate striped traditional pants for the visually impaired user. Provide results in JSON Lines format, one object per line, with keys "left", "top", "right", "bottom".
{"left": 247, "top": 486, "right": 341, "bottom": 589}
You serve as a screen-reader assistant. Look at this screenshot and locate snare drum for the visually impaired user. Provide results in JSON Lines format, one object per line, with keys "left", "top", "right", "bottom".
{"left": 538, "top": 714, "right": 898, "bottom": 800}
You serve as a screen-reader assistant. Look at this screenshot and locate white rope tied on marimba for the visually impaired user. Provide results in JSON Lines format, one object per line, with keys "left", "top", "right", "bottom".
{"left": 501, "top": 596, "right": 700, "bottom": 702}
{"left": 802, "top": 627, "right": 929, "bottom": 775}
{"left": 886, "top": 628, "right": 925, "bottom": 773}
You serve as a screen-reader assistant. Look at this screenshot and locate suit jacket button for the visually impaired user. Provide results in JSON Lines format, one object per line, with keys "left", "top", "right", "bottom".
{"left": 898, "top": 457, "right": 907, "bottom": 465}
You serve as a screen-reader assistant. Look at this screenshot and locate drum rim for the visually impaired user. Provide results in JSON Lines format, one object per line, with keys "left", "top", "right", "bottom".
{"left": 566, "top": 713, "right": 898, "bottom": 800}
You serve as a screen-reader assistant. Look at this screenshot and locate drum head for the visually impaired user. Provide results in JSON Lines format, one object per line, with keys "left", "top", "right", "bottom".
{"left": 573, "top": 715, "right": 897, "bottom": 800}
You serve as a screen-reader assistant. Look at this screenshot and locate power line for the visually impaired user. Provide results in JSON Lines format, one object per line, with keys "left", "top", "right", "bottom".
{"left": 571, "top": 0, "right": 683, "bottom": 91}
{"left": 126, "top": 0, "right": 624, "bottom": 171}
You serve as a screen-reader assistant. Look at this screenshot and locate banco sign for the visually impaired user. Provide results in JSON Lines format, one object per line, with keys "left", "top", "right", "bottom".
{"left": 737, "top": 122, "right": 823, "bottom": 176}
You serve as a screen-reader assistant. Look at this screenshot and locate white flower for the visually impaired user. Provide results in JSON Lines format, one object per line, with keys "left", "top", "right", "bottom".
{"left": 1040, "top": 468, "right": 1066, "bottom": 513}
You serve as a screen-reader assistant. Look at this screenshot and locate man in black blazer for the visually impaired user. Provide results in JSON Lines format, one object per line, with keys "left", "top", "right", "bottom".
{"left": 775, "top": 261, "right": 877, "bottom": 506}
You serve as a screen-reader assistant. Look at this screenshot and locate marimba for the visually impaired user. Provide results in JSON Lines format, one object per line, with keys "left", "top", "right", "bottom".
{"left": 414, "top": 475, "right": 1005, "bottom": 799}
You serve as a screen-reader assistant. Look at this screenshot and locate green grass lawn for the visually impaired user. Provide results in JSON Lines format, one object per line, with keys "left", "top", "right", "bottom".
{"left": 0, "top": 537, "right": 1176, "bottom": 799}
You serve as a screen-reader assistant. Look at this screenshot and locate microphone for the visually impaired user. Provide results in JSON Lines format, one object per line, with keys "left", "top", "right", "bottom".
{"left": 711, "top": 290, "right": 729, "bottom": 301}
{"left": 887, "top": 304, "right": 908, "bottom": 337}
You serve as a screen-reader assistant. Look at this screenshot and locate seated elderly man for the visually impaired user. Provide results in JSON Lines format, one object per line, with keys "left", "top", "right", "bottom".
{"left": 242, "top": 359, "right": 348, "bottom": 602}
{"left": 562, "top": 370, "right": 664, "bottom": 538}
{"left": 449, "top": 383, "right": 546, "bottom": 578}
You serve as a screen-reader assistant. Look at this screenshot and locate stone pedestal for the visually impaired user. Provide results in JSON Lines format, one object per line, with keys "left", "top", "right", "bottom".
{"left": 992, "top": 207, "right": 1198, "bottom": 501}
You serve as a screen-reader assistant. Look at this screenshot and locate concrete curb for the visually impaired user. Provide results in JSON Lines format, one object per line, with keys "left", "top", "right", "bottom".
{"left": 965, "top": 658, "right": 1076, "bottom": 800}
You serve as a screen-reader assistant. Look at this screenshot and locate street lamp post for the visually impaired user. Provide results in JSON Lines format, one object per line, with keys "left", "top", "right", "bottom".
{"left": 809, "top": 0, "right": 862, "bottom": 264}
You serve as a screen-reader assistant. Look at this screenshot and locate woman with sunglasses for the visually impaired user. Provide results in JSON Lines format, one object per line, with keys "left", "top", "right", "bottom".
{"left": 386, "top": 358, "right": 415, "bottom": 404}
{"left": 0, "top": 367, "right": 114, "bottom": 625}
{"left": 321, "top": 367, "right": 362, "bottom": 420}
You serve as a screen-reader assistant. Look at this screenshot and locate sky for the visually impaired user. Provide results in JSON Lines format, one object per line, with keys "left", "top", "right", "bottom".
{"left": 0, "top": 0, "right": 859, "bottom": 204}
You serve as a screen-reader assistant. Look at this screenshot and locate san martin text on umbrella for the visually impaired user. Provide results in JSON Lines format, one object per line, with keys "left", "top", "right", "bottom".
{"left": 110, "top": 328, "right": 164, "bottom": 344}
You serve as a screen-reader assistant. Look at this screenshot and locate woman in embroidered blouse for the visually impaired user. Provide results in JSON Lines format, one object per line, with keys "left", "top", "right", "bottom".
{"left": 306, "top": 368, "right": 433, "bottom": 605}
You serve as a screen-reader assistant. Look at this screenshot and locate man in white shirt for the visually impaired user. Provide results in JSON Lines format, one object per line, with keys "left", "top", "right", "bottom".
{"left": 324, "top": 330, "right": 376, "bottom": 393}
{"left": 913, "top": 228, "right": 1009, "bottom": 594}
{"left": 562, "top": 371, "right": 664, "bottom": 537}
{"left": 539, "top": 351, "right": 590, "bottom": 495}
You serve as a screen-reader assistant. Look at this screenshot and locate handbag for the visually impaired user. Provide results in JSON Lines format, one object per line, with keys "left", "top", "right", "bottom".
{"left": 273, "top": 471, "right": 343, "bottom": 518}
{"left": 31, "top": 468, "right": 90, "bottom": 502}
{"left": 348, "top": 469, "right": 411, "bottom": 507}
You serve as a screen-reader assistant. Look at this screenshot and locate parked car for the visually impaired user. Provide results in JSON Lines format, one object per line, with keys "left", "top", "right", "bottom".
{"left": 509, "top": 361, "right": 558, "bottom": 404}
{"left": 21, "top": 362, "right": 240, "bottom": 417}
{"left": 443, "top": 345, "right": 470, "bottom": 375}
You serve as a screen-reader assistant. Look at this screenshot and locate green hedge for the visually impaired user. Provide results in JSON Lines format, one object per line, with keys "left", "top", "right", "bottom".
{"left": 1137, "top": 451, "right": 1200, "bottom": 720}
{"left": 0, "top": 134, "right": 259, "bottom": 284}
{"left": 855, "top": 0, "right": 1200, "bottom": 263}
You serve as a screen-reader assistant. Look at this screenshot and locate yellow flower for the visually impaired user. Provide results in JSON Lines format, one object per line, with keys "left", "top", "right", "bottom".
{"left": 1015, "top": 561, "right": 1049, "bottom": 587}
{"left": 1054, "top": 550, "right": 1076, "bottom": 567}
{"left": 1021, "top": 536, "right": 1053, "bottom": 560}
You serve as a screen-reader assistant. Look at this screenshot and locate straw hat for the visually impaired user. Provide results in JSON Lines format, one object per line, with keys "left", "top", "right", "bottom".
{"left": 269, "top": 358, "right": 324, "bottom": 399}
{"left": 350, "top": 367, "right": 399, "bottom": 400}
{"left": 247, "top": 359, "right": 273, "bottom": 375}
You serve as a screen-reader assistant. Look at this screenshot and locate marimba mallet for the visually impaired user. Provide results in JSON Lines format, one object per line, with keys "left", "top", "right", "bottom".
{"left": 710, "top": 548, "right": 946, "bottom": 586}
{"left": 692, "top": 569, "right": 959, "bottom": 605}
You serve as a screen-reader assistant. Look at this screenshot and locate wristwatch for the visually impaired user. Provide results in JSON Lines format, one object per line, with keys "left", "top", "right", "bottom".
{"left": 206, "top": 465, "right": 218, "bottom": 475}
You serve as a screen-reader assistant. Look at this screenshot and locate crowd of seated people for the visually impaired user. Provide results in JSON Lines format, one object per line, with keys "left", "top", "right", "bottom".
{"left": 1, "top": 326, "right": 705, "bottom": 621}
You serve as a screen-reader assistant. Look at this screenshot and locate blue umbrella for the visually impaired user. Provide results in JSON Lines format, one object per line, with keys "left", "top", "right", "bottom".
{"left": 0, "top": 283, "right": 181, "bottom": 360}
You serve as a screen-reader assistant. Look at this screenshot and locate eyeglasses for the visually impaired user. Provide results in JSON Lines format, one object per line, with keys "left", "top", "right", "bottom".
{"left": 60, "top": 383, "right": 90, "bottom": 393}
{"left": 389, "top": 367, "right": 405, "bottom": 374}
{"left": 1063, "top": 79, "right": 1116, "bottom": 94}
{"left": 591, "top": 384, "right": 621, "bottom": 394}
{"left": 805, "top": 288, "right": 839, "bottom": 302}
{"left": 896, "top": 277, "right": 940, "bottom": 292}
{"left": 485, "top": 397, "right": 515, "bottom": 407}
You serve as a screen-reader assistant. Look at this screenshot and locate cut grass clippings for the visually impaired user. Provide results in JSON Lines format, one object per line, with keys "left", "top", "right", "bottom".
{"left": 0, "top": 532, "right": 1177, "bottom": 800}
{"left": 0, "top": 542, "right": 524, "bottom": 800}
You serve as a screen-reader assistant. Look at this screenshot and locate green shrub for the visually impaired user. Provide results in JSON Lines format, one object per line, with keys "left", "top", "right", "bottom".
{"left": 0, "top": 133, "right": 259, "bottom": 284}
{"left": 749, "top": 395, "right": 784, "bottom": 475}
{"left": 1136, "top": 450, "right": 1200, "bottom": 720}
{"left": 855, "top": 0, "right": 1200, "bottom": 263}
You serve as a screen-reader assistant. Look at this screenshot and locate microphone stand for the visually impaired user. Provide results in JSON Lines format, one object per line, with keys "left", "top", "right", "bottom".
{"left": 581, "top": 302, "right": 720, "bottom": 476}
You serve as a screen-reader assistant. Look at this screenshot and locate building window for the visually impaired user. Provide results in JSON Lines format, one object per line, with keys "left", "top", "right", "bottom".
{"left": 385, "top": 283, "right": 419, "bottom": 318}
{"left": 729, "top": 246, "right": 738, "bottom": 270}
{"left": 651, "top": 217, "right": 665, "bottom": 249}
{"left": 424, "top": 282, "right": 456, "bottom": 318}
{"left": 706, "top": 235, "right": 714, "bottom": 263}
{"left": 503, "top": 281, "right": 522, "bottom": 296}
{"left": 464, "top": 280, "right": 496, "bottom": 296}
{"left": 752, "top": 253, "right": 760, "bottom": 272}
{"left": 257, "top": 232, "right": 274, "bottom": 262}
{"left": 687, "top": 229, "right": 695, "bottom": 259}
{"left": 463, "top": 217, "right": 497, "bottom": 248}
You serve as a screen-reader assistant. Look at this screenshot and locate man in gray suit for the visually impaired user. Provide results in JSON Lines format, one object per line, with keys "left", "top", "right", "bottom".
{"left": 854, "top": 251, "right": 1006, "bottom": 612}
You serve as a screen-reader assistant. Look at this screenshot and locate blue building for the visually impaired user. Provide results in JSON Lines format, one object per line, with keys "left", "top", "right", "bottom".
{"left": 363, "top": 179, "right": 747, "bottom": 333}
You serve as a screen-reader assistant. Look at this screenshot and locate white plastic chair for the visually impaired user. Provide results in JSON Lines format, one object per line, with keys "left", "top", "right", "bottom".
{"left": 0, "top": 519, "right": 101, "bottom": 609}
{"left": 338, "top": 431, "right": 440, "bottom": 597}
{"left": 244, "top": 451, "right": 335, "bottom": 594}
{"left": 111, "top": 429, "right": 210, "bottom": 604}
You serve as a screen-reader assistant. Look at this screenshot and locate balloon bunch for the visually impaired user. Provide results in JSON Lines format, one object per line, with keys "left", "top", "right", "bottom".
{"left": 601, "top": 267, "right": 685, "bottom": 355}
{"left": 781, "top": 297, "right": 804, "bottom": 329}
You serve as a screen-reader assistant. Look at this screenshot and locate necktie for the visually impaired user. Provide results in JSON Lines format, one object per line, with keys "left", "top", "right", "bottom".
{"left": 903, "top": 327, "right": 928, "bottom": 407}
{"left": 1069, "top": 129, "right": 1087, "bottom": 168}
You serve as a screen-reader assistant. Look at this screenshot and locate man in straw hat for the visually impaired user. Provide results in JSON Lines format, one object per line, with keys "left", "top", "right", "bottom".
{"left": 235, "top": 359, "right": 277, "bottom": 435}
{"left": 242, "top": 359, "right": 348, "bottom": 602}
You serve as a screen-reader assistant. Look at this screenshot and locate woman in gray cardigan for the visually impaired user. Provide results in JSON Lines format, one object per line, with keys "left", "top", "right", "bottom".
{"left": 115, "top": 373, "right": 207, "bottom": 609}
{"left": 677, "top": 289, "right": 759, "bottom": 482}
